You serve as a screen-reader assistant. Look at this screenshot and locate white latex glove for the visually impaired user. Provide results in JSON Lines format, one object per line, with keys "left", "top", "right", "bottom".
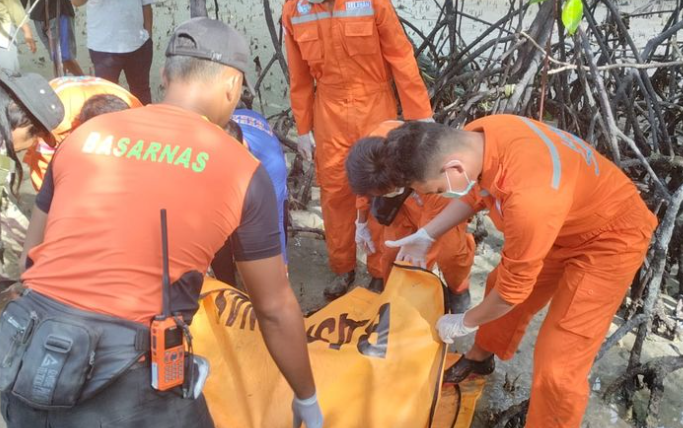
{"left": 355, "top": 220, "right": 376, "bottom": 254}
{"left": 297, "top": 132, "right": 315, "bottom": 162}
{"left": 384, "top": 228, "right": 434, "bottom": 269}
{"left": 417, "top": 117, "right": 435, "bottom": 123}
{"left": 436, "top": 313, "right": 478, "bottom": 344}
{"left": 293, "top": 393, "right": 323, "bottom": 428}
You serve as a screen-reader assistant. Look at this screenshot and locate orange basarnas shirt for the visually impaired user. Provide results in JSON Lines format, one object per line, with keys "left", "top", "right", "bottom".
{"left": 23, "top": 76, "right": 142, "bottom": 191}
{"left": 24, "top": 104, "right": 262, "bottom": 324}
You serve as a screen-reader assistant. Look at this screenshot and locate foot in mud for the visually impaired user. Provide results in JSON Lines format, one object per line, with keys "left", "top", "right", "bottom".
{"left": 443, "top": 354, "right": 495, "bottom": 384}
{"left": 324, "top": 270, "right": 355, "bottom": 300}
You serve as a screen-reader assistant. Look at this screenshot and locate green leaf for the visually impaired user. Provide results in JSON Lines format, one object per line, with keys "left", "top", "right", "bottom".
{"left": 562, "top": 0, "right": 584, "bottom": 35}
{"left": 529, "top": 0, "right": 548, "bottom": 4}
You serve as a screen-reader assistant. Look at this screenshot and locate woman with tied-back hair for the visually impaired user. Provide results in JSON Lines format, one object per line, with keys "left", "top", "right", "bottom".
{"left": 346, "top": 120, "right": 475, "bottom": 313}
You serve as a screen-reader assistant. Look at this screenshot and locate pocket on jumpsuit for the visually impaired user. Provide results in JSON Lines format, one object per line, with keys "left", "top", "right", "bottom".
{"left": 558, "top": 272, "right": 615, "bottom": 340}
{"left": 343, "top": 21, "right": 378, "bottom": 56}
{"left": 293, "top": 25, "right": 324, "bottom": 62}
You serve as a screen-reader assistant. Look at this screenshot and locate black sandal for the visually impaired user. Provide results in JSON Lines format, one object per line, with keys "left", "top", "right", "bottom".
{"left": 443, "top": 354, "right": 495, "bottom": 384}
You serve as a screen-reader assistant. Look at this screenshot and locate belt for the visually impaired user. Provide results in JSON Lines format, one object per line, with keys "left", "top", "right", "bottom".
{"left": 21, "top": 291, "right": 151, "bottom": 401}
{"left": 316, "top": 81, "right": 394, "bottom": 99}
{"left": 24, "top": 291, "right": 150, "bottom": 352}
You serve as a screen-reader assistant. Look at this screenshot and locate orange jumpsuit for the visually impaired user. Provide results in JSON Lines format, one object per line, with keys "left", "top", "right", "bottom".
{"left": 359, "top": 120, "right": 474, "bottom": 292}
{"left": 283, "top": 0, "right": 432, "bottom": 275}
{"left": 360, "top": 193, "right": 474, "bottom": 292}
{"left": 460, "top": 115, "right": 657, "bottom": 427}
{"left": 23, "top": 76, "right": 142, "bottom": 191}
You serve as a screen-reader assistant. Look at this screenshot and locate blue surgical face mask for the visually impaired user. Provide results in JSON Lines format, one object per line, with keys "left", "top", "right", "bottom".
{"left": 441, "top": 169, "right": 475, "bottom": 199}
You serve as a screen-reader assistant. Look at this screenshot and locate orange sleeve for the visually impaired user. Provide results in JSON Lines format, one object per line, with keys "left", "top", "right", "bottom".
{"left": 460, "top": 188, "right": 486, "bottom": 213}
{"left": 356, "top": 195, "right": 371, "bottom": 211}
{"left": 283, "top": 3, "right": 315, "bottom": 135}
{"left": 375, "top": 0, "right": 432, "bottom": 120}
{"left": 493, "top": 188, "right": 572, "bottom": 304}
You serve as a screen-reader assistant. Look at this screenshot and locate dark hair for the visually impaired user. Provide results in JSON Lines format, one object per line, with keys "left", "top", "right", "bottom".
{"left": 224, "top": 120, "right": 243, "bottom": 143}
{"left": 345, "top": 136, "right": 397, "bottom": 196}
{"left": 163, "top": 36, "right": 227, "bottom": 83}
{"left": 385, "top": 121, "right": 451, "bottom": 184}
{"left": 0, "top": 94, "right": 44, "bottom": 197}
{"left": 78, "top": 94, "right": 130, "bottom": 124}
{"left": 238, "top": 89, "right": 254, "bottom": 110}
{"left": 345, "top": 121, "right": 450, "bottom": 196}
{"left": 8, "top": 101, "right": 35, "bottom": 131}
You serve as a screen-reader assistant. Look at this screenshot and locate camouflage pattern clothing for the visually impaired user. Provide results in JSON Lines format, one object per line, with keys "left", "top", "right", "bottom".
{"left": 0, "top": 147, "right": 28, "bottom": 286}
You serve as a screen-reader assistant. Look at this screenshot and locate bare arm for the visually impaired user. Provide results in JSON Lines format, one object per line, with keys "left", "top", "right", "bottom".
{"left": 21, "top": 23, "right": 36, "bottom": 53}
{"left": 142, "top": 4, "right": 153, "bottom": 38}
{"left": 237, "top": 255, "right": 316, "bottom": 399}
{"left": 20, "top": 207, "right": 48, "bottom": 273}
{"left": 423, "top": 199, "right": 477, "bottom": 239}
{"left": 463, "top": 288, "right": 514, "bottom": 328}
{"left": 71, "top": 0, "right": 88, "bottom": 7}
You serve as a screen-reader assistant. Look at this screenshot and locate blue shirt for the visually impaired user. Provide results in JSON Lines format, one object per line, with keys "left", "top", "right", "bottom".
{"left": 233, "top": 109, "right": 289, "bottom": 263}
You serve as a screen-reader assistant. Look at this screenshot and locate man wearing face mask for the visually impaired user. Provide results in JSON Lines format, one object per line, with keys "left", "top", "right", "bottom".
{"left": 344, "top": 116, "right": 657, "bottom": 427}
{"left": 348, "top": 120, "right": 475, "bottom": 313}
{"left": 282, "top": 0, "right": 434, "bottom": 299}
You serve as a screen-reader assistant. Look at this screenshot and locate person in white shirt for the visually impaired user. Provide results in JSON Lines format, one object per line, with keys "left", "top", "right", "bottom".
{"left": 0, "top": 0, "right": 37, "bottom": 72}
{"left": 71, "top": 0, "right": 155, "bottom": 104}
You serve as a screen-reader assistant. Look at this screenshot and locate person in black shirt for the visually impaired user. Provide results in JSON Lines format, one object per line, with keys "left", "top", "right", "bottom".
{"left": 26, "top": 0, "right": 83, "bottom": 75}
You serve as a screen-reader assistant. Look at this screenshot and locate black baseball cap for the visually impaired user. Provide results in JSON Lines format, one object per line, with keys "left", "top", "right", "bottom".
{"left": 0, "top": 70, "right": 64, "bottom": 133}
{"left": 166, "top": 17, "right": 254, "bottom": 93}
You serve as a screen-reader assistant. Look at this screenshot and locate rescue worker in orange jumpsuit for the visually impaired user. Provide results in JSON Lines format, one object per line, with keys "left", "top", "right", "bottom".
{"left": 282, "top": 0, "right": 434, "bottom": 299}
{"left": 345, "top": 116, "right": 657, "bottom": 427}
{"left": 349, "top": 120, "right": 475, "bottom": 312}
{"left": 23, "top": 76, "right": 142, "bottom": 191}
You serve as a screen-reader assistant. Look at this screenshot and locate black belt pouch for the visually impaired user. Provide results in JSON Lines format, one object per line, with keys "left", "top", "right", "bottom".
{"left": 0, "top": 299, "right": 38, "bottom": 392}
{"left": 10, "top": 315, "right": 101, "bottom": 409}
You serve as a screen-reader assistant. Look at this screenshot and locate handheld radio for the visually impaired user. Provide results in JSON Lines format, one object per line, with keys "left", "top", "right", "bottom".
{"left": 150, "top": 209, "right": 185, "bottom": 391}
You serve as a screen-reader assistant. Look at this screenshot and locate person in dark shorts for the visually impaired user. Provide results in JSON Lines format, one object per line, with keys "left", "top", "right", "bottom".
{"left": 24, "top": 0, "right": 83, "bottom": 75}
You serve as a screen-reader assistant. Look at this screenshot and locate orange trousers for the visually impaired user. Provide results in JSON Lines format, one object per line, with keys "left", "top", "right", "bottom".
{"left": 475, "top": 206, "right": 657, "bottom": 427}
{"left": 313, "top": 83, "right": 397, "bottom": 276}
{"left": 368, "top": 194, "right": 475, "bottom": 293}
